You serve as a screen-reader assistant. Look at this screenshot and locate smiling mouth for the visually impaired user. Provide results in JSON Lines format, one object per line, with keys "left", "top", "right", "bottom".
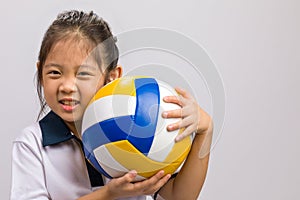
{"left": 59, "top": 100, "right": 80, "bottom": 106}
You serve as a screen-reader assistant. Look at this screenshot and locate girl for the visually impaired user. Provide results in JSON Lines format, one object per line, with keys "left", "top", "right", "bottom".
{"left": 10, "top": 10, "right": 213, "bottom": 200}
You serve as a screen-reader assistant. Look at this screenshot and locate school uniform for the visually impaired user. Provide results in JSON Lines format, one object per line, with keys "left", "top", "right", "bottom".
{"left": 10, "top": 111, "right": 160, "bottom": 200}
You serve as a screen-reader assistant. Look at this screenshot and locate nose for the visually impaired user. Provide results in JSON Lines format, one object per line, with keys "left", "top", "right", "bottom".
{"left": 59, "top": 76, "right": 77, "bottom": 94}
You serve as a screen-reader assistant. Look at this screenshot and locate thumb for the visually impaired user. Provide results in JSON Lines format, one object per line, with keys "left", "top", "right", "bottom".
{"left": 119, "top": 170, "right": 137, "bottom": 184}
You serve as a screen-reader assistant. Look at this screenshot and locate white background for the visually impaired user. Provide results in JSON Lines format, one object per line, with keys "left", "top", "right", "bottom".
{"left": 1, "top": 0, "right": 300, "bottom": 199}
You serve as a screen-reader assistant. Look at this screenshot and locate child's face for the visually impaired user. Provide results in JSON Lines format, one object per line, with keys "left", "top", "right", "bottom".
{"left": 42, "top": 38, "right": 105, "bottom": 125}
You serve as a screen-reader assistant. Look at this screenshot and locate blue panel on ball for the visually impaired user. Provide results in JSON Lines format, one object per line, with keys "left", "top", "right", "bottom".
{"left": 83, "top": 146, "right": 112, "bottom": 179}
{"left": 82, "top": 123, "right": 111, "bottom": 154}
{"left": 99, "top": 115, "right": 134, "bottom": 142}
{"left": 82, "top": 116, "right": 136, "bottom": 178}
{"left": 82, "top": 116, "right": 135, "bottom": 153}
{"left": 128, "top": 78, "right": 160, "bottom": 154}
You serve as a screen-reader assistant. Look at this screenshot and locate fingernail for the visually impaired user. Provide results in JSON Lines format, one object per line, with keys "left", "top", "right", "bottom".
{"left": 175, "top": 136, "right": 181, "bottom": 142}
{"left": 129, "top": 170, "right": 137, "bottom": 175}
{"left": 167, "top": 125, "right": 173, "bottom": 130}
{"left": 162, "top": 112, "right": 168, "bottom": 118}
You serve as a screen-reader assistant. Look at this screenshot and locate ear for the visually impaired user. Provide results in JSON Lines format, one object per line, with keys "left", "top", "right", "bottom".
{"left": 107, "top": 65, "right": 123, "bottom": 82}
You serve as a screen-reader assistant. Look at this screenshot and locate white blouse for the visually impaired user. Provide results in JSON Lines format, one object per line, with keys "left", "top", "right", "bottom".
{"left": 10, "top": 111, "right": 159, "bottom": 200}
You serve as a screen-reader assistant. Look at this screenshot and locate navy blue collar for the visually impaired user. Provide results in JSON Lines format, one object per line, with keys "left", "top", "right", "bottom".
{"left": 39, "top": 111, "right": 104, "bottom": 186}
{"left": 39, "top": 111, "right": 74, "bottom": 147}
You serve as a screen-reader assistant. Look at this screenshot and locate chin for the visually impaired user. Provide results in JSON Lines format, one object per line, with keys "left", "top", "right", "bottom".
{"left": 66, "top": 115, "right": 81, "bottom": 123}
{"left": 58, "top": 112, "right": 80, "bottom": 123}
{"left": 51, "top": 108, "right": 83, "bottom": 126}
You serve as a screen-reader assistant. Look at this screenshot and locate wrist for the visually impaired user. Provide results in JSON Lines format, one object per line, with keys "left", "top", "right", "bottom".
{"left": 102, "top": 185, "right": 117, "bottom": 200}
{"left": 195, "top": 112, "right": 213, "bottom": 135}
{"left": 76, "top": 185, "right": 115, "bottom": 200}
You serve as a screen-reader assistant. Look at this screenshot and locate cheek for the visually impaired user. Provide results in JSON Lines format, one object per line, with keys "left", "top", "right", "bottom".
{"left": 79, "top": 81, "right": 104, "bottom": 103}
{"left": 43, "top": 89, "right": 57, "bottom": 109}
{"left": 87, "top": 75, "right": 106, "bottom": 92}
{"left": 43, "top": 82, "right": 55, "bottom": 99}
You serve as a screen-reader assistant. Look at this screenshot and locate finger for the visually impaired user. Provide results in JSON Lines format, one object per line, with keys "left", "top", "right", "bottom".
{"left": 135, "top": 170, "right": 165, "bottom": 188}
{"left": 162, "top": 108, "right": 181, "bottom": 119}
{"left": 174, "top": 87, "right": 192, "bottom": 99}
{"left": 146, "top": 170, "right": 166, "bottom": 184}
{"left": 175, "top": 124, "right": 197, "bottom": 142}
{"left": 137, "top": 171, "right": 171, "bottom": 195}
{"left": 131, "top": 170, "right": 165, "bottom": 193}
{"left": 117, "top": 170, "right": 137, "bottom": 185}
{"left": 163, "top": 95, "right": 183, "bottom": 106}
{"left": 166, "top": 114, "right": 195, "bottom": 131}
{"left": 162, "top": 104, "right": 195, "bottom": 119}
{"left": 143, "top": 174, "right": 171, "bottom": 195}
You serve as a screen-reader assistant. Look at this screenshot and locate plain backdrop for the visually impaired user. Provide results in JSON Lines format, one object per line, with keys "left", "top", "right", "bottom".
{"left": 1, "top": 0, "right": 300, "bottom": 199}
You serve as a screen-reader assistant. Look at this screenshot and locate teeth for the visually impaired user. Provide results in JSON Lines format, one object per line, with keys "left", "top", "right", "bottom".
{"left": 61, "top": 100, "right": 78, "bottom": 106}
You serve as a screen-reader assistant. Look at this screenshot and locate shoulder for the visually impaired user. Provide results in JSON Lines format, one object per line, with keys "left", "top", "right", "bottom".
{"left": 13, "top": 122, "right": 43, "bottom": 147}
{"left": 12, "top": 122, "right": 45, "bottom": 164}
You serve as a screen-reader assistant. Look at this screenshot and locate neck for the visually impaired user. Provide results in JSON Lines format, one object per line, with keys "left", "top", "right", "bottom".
{"left": 65, "top": 120, "right": 82, "bottom": 139}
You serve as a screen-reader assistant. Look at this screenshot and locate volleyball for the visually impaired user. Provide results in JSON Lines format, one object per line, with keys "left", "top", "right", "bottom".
{"left": 81, "top": 76, "right": 192, "bottom": 181}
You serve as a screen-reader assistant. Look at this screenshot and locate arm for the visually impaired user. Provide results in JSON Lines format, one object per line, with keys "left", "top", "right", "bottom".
{"left": 11, "top": 141, "right": 50, "bottom": 200}
{"left": 158, "top": 88, "right": 213, "bottom": 200}
{"left": 159, "top": 121, "right": 212, "bottom": 200}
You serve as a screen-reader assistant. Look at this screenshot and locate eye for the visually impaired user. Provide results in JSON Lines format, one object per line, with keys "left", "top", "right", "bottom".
{"left": 46, "top": 70, "right": 61, "bottom": 78}
{"left": 77, "top": 71, "right": 92, "bottom": 76}
{"left": 48, "top": 70, "right": 60, "bottom": 75}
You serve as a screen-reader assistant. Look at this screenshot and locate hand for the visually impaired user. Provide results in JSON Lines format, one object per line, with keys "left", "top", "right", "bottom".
{"left": 105, "top": 170, "right": 171, "bottom": 199}
{"left": 162, "top": 87, "right": 212, "bottom": 142}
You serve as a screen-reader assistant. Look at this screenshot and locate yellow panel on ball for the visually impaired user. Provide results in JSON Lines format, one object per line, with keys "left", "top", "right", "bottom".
{"left": 105, "top": 139, "right": 190, "bottom": 179}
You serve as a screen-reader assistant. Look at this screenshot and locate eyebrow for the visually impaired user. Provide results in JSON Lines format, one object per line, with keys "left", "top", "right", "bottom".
{"left": 44, "top": 63, "right": 98, "bottom": 71}
{"left": 78, "top": 64, "right": 98, "bottom": 71}
{"left": 44, "top": 63, "right": 62, "bottom": 68}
